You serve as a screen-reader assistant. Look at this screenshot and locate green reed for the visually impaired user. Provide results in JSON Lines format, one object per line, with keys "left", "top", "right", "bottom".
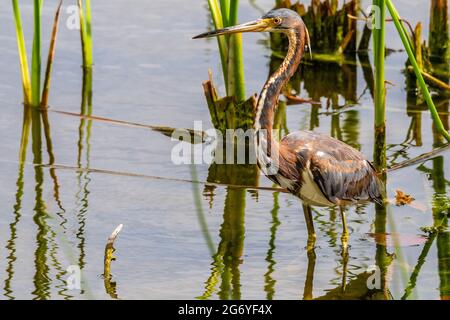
{"left": 379, "top": 0, "right": 450, "bottom": 142}
{"left": 372, "top": 0, "right": 387, "bottom": 171}
{"left": 12, "top": 1, "right": 62, "bottom": 108}
{"left": 386, "top": 0, "right": 450, "bottom": 142}
{"left": 78, "top": 0, "right": 93, "bottom": 68}
{"left": 373, "top": 0, "right": 386, "bottom": 131}
{"left": 31, "top": 0, "right": 42, "bottom": 107}
{"left": 207, "top": 0, "right": 246, "bottom": 102}
{"left": 12, "top": 0, "right": 31, "bottom": 105}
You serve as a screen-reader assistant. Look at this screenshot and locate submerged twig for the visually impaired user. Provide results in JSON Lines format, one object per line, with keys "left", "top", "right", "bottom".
{"left": 49, "top": 109, "right": 207, "bottom": 143}
{"left": 0, "top": 160, "right": 287, "bottom": 194}
{"left": 347, "top": 14, "right": 415, "bottom": 40}
{"left": 284, "top": 93, "right": 321, "bottom": 105}
{"left": 387, "top": 144, "right": 450, "bottom": 172}
{"left": 104, "top": 224, "right": 123, "bottom": 299}
{"left": 406, "top": 66, "right": 450, "bottom": 92}
{"left": 107, "top": 224, "right": 123, "bottom": 246}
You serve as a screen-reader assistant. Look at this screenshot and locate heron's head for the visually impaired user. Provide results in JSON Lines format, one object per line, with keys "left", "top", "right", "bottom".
{"left": 193, "top": 9, "right": 306, "bottom": 39}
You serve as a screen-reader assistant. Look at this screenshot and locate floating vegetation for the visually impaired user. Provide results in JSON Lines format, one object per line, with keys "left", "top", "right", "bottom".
{"left": 395, "top": 190, "right": 415, "bottom": 206}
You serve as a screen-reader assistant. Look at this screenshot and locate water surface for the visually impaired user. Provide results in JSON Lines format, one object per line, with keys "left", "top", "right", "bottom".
{"left": 0, "top": 0, "right": 449, "bottom": 299}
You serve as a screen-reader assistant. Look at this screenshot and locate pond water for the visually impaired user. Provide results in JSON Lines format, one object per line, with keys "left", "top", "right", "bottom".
{"left": 0, "top": 0, "right": 449, "bottom": 299}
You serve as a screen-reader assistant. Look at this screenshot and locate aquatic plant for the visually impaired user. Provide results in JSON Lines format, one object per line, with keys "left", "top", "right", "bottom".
{"left": 78, "top": 0, "right": 93, "bottom": 68}
{"left": 273, "top": 0, "right": 359, "bottom": 56}
{"left": 372, "top": 0, "right": 386, "bottom": 169}
{"left": 41, "top": 2, "right": 63, "bottom": 108}
{"left": 429, "top": 0, "right": 449, "bottom": 62}
{"left": 11, "top": 0, "right": 62, "bottom": 107}
{"left": 201, "top": 1, "right": 259, "bottom": 133}
{"left": 385, "top": 0, "right": 450, "bottom": 142}
{"left": 206, "top": 0, "right": 245, "bottom": 101}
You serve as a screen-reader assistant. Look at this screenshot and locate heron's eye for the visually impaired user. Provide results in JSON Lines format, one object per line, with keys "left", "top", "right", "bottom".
{"left": 274, "top": 18, "right": 282, "bottom": 25}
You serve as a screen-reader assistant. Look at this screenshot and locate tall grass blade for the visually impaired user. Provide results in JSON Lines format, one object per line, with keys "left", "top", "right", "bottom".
{"left": 12, "top": 0, "right": 32, "bottom": 105}
{"left": 386, "top": 0, "right": 450, "bottom": 142}
{"left": 373, "top": 0, "right": 386, "bottom": 129}
{"left": 207, "top": 0, "right": 229, "bottom": 87}
{"left": 372, "top": 0, "right": 387, "bottom": 170}
{"left": 41, "top": 1, "right": 63, "bottom": 108}
{"left": 31, "top": 0, "right": 42, "bottom": 107}
{"left": 78, "top": 0, "right": 93, "bottom": 67}
{"left": 84, "top": 0, "right": 93, "bottom": 66}
{"left": 219, "top": 0, "right": 230, "bottom": 27}
{"left": 227, "top": 0, "right": 246, "bottom": 102}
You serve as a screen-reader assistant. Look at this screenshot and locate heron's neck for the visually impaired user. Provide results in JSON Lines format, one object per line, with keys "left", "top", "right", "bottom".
{"left": 255, "top": 29, "right": 305, "bottom": 134}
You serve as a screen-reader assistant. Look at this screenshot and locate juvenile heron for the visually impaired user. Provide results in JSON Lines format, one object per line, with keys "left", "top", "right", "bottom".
{"left": 194, "top": 9, "right": 383, "bottom": 249}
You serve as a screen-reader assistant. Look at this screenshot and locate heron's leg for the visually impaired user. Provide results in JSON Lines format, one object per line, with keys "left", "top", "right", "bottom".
{"left": 302, "top": 204, "right": 316, "bottom": 251}
{"left": 339, "top": 206, "right": 349, "bottom": 249}
{"left": 341, "top": 243, "right": 349, "bottom": 293}
{"left": 302, "top": 248, "right": 316, "bottom": 300}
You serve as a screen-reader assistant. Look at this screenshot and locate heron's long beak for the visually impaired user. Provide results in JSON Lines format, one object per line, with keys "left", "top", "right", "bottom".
{"left": 193, "top": 19, "right": 270, "bottom": 39}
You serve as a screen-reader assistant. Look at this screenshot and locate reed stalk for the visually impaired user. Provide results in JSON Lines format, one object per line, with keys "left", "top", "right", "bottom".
{"left": 31, "top": 0, "right": 42, "bottom": 107}
{"left": 206, "top": 0, "right": 246, "bottom": 101}
{"left": 386, "top": 0, "right": 450, "bottom": 142}
{"left": 78, "top": 0, "right": 93, "bottom": 67}
{"left": 219, "top": 0, "right": 230, "bottom": 26}
{"left": 41, "top": 1, "right": 63, "bottom": 108}
{"left": 11, "top": 0, "right": 32, "bottom": 105}
{"left": 12, "top": 1, "right": 62, "bottom": 107}
{"left": 207, "top": 0, "right": 228, "bottom": 85}
{"left": 372, "top": 0, "right": 387, "bottom": 170}
{"left": 373, "top": 0, "right": 386, "bottom": 130}
{"left": 227, "top": 0, "right": 246, "bottom": 102}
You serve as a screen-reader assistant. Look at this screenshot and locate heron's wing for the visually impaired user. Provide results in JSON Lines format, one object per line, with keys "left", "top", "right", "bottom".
{"left": 309, "top": 150, "right": 383, "bottom": 205}
{"left": 281, "top": 131, "right": 383, "bottom": 205}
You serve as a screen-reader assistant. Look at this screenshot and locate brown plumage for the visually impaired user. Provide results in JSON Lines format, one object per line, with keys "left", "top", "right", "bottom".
{"left": 276, "top": 131, "right": 383, "bottom": 206}
{"left": 246, "top": 9, "right": 383, "bottom": 209}
{"left": 194, "top": 8, "right": 383, "bottom": 249}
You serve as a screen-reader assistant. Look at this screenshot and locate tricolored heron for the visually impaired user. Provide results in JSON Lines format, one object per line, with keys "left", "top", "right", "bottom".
{"left": 194, "top": 9, "right": 383, "bottom": 250}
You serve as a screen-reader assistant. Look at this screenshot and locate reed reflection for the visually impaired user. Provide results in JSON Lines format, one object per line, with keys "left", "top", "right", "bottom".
{"left": 263, "top": 192, "right": 281, "bottom": 300}
{"left": 3, "top": 106, "right": 31, "bottom": 299}
{"left": 2, "top": 69, "right": 94, "bottom": 299}
{"left": 201, "top": 162, "right": 258, "bottom": 299}
{"left": 75, "top": 68, "right": 94, "bottom": 293}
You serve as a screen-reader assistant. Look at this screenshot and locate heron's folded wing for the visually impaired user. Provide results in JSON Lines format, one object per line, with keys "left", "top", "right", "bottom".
{"left": 309, "top": 152, "right": 383, "bottom": 205}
